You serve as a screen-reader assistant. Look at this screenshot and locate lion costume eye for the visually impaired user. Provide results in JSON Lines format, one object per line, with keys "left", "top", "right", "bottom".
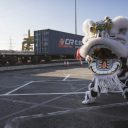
{"left": 119, "top": 28, "right": 127, "bottom": 34}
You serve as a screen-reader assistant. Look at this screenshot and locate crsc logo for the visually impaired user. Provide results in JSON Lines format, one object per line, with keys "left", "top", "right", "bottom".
{"left": 58, "top": 38, "right": 82, "bottom": 48}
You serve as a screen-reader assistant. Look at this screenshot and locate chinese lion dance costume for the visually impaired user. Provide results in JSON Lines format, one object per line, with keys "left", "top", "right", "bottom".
{"left": 78, "top": 16, "right": 128, "bottom": 104}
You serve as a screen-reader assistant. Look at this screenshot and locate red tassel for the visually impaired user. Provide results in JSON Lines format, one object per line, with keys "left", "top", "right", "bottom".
{"left": 76, "top": 48, "right": 82, "bottom": 60}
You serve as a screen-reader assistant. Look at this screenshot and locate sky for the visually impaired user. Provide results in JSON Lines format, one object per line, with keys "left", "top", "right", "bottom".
{"left": 0, "top": 0, "right": 128, "bottom": 50}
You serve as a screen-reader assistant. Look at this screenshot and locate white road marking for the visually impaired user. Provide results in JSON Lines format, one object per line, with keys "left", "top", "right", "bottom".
{"left": 0, "top": 92, "right": 85, "bottom": 97}
{"left": 108, "top": 90, "right": 122, "bottom": 93}
{"left": 0, "top": 97, "right": 36, "bottom": 105}
{"left": 48, "top": 110, "right": 70, "bottom": 116}
{"left": 46, "top": 102, "right": 128, "bottom": 119}
{"left": 62, "top": 74, "right": 71, "bottom": 81}
{"left": 0, "top": 94, "right": 66, "bottom": 121}
{"left": 32, "top": 79, "right": 87, "bottom": 82}
{"left": 0, "top": 86, "right": 86, "bottom": 121}
{"left": 0, "top": 90, "right": 122, "bottom": 97}
{"left": 4, "top": 81, "right": 33, "bottom": 95}
{"left": 5, "top": 102, "right": 128, "bottom": 122}
{"left": 43, "top": 104, "right": 71, "bottom": 110}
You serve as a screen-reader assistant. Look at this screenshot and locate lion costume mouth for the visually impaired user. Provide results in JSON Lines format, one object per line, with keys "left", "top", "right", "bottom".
{"left": 89, "top": 45, "right": 117, "bottom": 59}
{"left": 80, "top": 37, "right": 128, "bottom": 59}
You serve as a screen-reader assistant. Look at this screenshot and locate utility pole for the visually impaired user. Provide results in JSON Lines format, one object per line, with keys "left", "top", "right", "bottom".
{"left": 75, "top": 0, "right": 77, "bottom": 35}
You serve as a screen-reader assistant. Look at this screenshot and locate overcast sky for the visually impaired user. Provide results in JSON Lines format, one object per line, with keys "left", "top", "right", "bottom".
{"left": 0, "top": 0, "right": 128, "bottom": 50}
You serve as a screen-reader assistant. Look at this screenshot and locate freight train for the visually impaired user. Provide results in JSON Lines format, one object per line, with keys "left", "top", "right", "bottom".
{"left": 0, "top": 29, "right": 83, "bottom": 66}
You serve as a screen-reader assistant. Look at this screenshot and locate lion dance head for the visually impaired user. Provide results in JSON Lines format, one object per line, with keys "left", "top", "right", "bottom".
{"left": 78, "top": 16, "right": 128, "bottom": 104}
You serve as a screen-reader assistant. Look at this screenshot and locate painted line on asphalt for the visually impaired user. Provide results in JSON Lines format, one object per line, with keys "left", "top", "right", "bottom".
{"left": 0, "top": 97, "right": 36, "bottom": 105}
{"left": 0, "top": 92, "right": 85, "bottom": 97}
{"left": 0, "top": 94, "right": 67, "bottom": 121}
{"left": 7, "top": 102, "right": 128, "bottom": 122}
{"left": 0, "top": 86, "right": 86, "bottom": 121}
{"left": 42, "top": 104, "right": 71, "bottom": 110}
{"left": 4, "top": 81, "right": 34, "bottom": 95}
{"left": 62, "top": 74, "right": 71, "bottom": 81}
{"left": 46, "top": 102, "right": 128, "bottom": 119}
{"left": 0, "top": 90, "right": 122, "bottom": 97}
{"left": 32, "top": 79, "right": 87, "bottom": 82}
{"left": 108, "top": 90, "right": 122, "bottom": 93}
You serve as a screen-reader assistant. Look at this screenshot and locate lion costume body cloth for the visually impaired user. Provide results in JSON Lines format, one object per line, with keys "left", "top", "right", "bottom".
{"left": 79, "top": 16, "right": 128, "bottom": 104}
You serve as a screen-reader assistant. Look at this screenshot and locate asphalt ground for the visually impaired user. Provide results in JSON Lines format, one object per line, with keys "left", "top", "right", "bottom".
{"left": 0, "top": 64, "right": 128, "bottom": 128}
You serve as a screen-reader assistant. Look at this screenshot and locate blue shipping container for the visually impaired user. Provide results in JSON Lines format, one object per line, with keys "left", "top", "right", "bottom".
{"left": 34, "top": 29, "right": 83, "bottom": 56}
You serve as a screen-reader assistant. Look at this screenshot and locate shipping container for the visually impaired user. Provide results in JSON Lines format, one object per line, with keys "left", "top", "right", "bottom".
{"left": 34, "top": 29, "right": 83, "bottom": 57}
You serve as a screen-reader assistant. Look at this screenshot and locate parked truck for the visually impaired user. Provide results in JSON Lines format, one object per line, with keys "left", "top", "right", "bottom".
{"left": 0, "top": 29, "right": 84, "bottom": 66}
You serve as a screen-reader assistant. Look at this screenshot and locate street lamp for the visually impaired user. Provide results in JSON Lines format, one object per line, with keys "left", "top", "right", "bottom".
{"left": 75, "top": 0, "right": 77, "bottom": 35}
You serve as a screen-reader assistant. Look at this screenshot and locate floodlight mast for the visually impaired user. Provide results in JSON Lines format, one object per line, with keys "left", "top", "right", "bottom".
{"left": 75, "top": 0, "right": 77, "bottom": 35}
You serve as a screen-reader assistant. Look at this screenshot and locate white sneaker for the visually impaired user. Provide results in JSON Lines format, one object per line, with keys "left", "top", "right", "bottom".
{"left": 123, "top": 87, "right": 128, "bottom": 99}
{"left": 82, "top": 100, "right": 87, "bottom": 104}
{"left": 82, "top": 91, "right": 96, "bottom": 104}
{"left": 82, "top": 99, "right": 95, "bottom": 104}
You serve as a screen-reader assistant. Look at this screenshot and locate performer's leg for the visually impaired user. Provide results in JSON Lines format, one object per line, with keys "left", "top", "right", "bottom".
{"left": 117, "top": 72, "right": 128, "bottom": 99}
{"left": 122, "top": 80, "right": 128, "bottom": 99}
{"left": 82, "top": 79, "right": 101, "bottom": 104}
{"left": 118, "top": 58, "right": 128, "bottom": 99}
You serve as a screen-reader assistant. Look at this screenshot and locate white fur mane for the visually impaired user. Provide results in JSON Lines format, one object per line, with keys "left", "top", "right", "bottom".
{"left": 80, "top": 16, "right": 128, "bottom": 58}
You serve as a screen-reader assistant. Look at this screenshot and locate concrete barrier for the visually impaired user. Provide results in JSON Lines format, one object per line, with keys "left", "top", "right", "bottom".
{"left": 0, "top": 61, "right": 85, "bottom": 72}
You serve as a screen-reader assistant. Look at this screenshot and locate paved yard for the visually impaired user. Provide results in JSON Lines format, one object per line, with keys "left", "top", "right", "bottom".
{"left": 0, "top": 65, "right": 127, "bottom": 128}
